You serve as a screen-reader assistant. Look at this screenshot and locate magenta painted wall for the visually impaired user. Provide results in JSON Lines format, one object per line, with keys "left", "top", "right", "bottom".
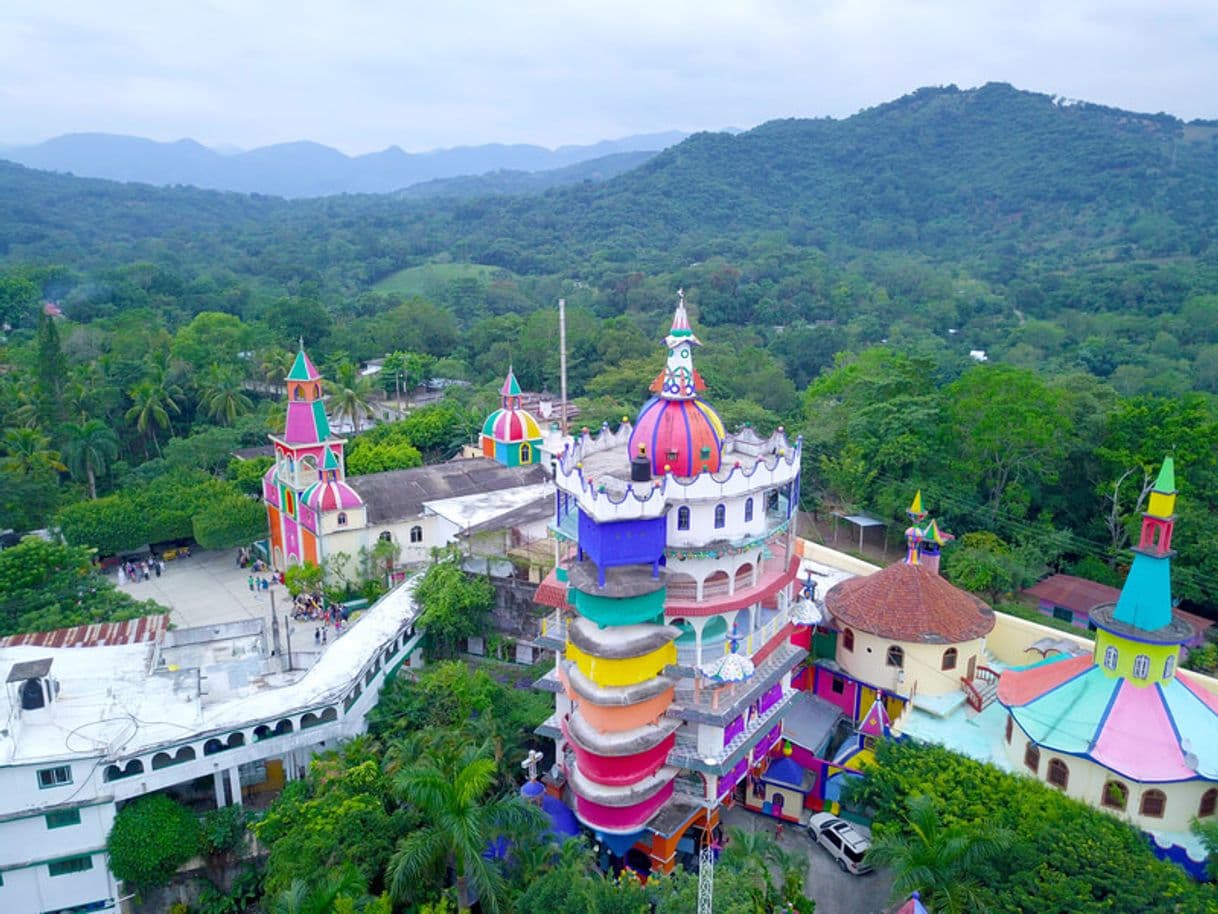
{"left": 724, "top": 714, "right": 745, "bottom": 746}
{"left": 811, "top": 666, "right": 858, "bottom": 717}
{"left": 575, "top": 781, "right": 674, "bottom": 833}
{"left": 283, "top": 518, "right": 300, "bottom": 560}
{"left": 299, "top": 502, "right": 317, "bottom": 533}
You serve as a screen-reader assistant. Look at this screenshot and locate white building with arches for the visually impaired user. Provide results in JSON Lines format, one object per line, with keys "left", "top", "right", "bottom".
{"left": 0, "top": 582, "right": 424, "bottom": 914}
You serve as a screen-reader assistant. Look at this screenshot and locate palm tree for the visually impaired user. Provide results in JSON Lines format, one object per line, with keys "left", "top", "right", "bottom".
{"left": 268, "top": 864, "right": 371, "bottom": 914}
{"left": 328, "top": 361, "right": 376, "bottom": 434}
{"left": 388, "top": 742, "right": 546, "bottom": 913}
{"left": 865, "top": 794, "right": 1014, "bottom": 914}
{"left": 258, "top": 347, "right": 292, "bottom": 397}
{"left": 126, "top": 380, "right": 180, "bottom": 456}
{"left": 2, "top": 427, "right": 67, "bottom": 476}
{"left": 199, "top": 364, "right": 254, "bottom": 426}
{"left": 60, "top": 420, "right": 119, "bottom": 499}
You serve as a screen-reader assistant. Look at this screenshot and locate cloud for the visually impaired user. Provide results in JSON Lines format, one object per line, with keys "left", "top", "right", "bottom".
{"left": 1, "top": 0, "right": 1216, "bottom": 152}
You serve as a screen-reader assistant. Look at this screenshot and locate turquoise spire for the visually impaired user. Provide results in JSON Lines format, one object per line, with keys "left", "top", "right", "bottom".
{"left": 1112, "top": 457, "right": 1176, "bottom": 632}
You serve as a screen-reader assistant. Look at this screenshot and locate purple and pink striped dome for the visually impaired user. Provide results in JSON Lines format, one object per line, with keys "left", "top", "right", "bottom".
{"left": 302, "top": 480, "right": 363, "bottom": 512}
{"left": 628, "top": 396, "right": 725, "bottom": 477}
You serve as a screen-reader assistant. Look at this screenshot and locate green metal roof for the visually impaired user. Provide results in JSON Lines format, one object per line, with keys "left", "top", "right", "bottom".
{"left": 1153, "top": 456, "right": 1175, "bottom": 493}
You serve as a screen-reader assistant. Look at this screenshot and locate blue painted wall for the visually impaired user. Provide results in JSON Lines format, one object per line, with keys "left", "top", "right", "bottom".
{"left": 578, "top": 510, "right": 667, "bottom": 580}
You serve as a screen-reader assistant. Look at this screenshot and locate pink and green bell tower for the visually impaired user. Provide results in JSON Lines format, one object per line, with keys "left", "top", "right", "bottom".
{"left": 263, "top": 345, "right": 353, "bottom": 572}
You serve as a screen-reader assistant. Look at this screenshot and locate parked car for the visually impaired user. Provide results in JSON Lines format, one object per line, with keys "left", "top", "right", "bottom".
{"left": 807, "top": 812, "right": 873, "bottom": 875}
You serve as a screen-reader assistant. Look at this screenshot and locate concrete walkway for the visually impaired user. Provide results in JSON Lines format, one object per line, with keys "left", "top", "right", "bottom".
{"left": 115, "top": 547, "right": 284, "bottom": 628}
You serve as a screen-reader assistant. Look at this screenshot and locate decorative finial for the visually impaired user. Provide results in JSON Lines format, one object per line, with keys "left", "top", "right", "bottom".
{"left": 298, "top": 336, "right": 305, "bottom": 351}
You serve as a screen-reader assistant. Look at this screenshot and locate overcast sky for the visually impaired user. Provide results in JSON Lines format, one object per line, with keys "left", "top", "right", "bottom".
{"left": 2, "top": 1, "right": 1216, "bottom": 154}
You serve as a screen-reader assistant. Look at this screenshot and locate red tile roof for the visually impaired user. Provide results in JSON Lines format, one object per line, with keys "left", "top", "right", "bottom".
{"left": 826, "top": 562, "right": 994, "bottom": 643}
{"left": 1023, "top": 574, "right": 1120, "bottom": 614}
{"left": 534, "top": 570, "right": 573, "bottom": 611}
{"left": 0, "top": 614, "right": 168, "bottom": 648}
{"left": 1174, "top": 607, "right": 1216, "bottom": 637}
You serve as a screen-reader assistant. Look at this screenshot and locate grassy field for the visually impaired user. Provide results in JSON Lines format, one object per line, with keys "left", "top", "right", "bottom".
{"left": 372, "top": 261, "right": 515, "bottom": 297}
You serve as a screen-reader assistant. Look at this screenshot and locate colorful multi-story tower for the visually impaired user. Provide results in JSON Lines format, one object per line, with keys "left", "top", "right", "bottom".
{"left": 481, "top": 368, "right": 543, "bottom": 466}
{"left": 263, "top": 346, "right": 365, "bottom": 572}
{"left": 998, "top": 458, "right": 1218, "bottom": 833}
{"left": 536, "top": 293, "right": 805, "bottom": 875}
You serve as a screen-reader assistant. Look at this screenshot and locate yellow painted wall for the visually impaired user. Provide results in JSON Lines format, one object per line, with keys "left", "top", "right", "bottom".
{"left": 1003, "top": 719, "right": 1213, "bottom": 832}
{"left": 986, "top": 612, "right": 1092, "bottom": 666}
{"left": 1147, "top": 491, "right": 1176, "bottom": 519}
{"left": 566, "top": 640, "right": 677, "bottom": 687}
{"left": 1093, "top": 628, "right": 1179, "bottom": 686}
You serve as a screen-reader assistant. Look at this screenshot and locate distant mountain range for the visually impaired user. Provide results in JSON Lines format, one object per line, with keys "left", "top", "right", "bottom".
{"left": 0, "top": 131, "right": 689, "bottom": 198}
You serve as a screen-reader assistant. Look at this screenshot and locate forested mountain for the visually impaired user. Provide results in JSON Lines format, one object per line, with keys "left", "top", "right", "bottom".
{"left": 4, "top": 81, "right": 1218, "bottom": 622}
{"left": 0, "top": 130, "right": 686, "bottom": 197}
{"left": 394, "top": 151, "right": 659, "bottom": 200}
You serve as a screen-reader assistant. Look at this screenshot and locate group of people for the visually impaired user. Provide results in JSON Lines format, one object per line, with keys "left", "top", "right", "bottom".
{"left": 236, "top": 548, "right": 269, "bottom": 573}
{"left": 248, "top": 574, "right": 274, "bottom": 594}
{"left": 117, "top": 558, "right": 164, "bottom": 584}
{"left": 291, "top": 592, "right": 351, "bottom": 648}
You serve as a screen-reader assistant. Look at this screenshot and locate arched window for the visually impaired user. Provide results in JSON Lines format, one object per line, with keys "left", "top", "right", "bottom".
{"left": 337, "top": 512, "right": 348, "bottom": 527}
{"left": 714, "top": 504, "right": 726, "bottom": 529}
{"left": 1103, "top": 646, "right": 1118, "bottom": 670}
{"left": 1132, "top": 654, "right": 1150, "bottom": 679}
{"left": 885, "top": 645, "right": 904, "bottom": 668}
{"left": 677, "top": 507, "right": 691, "bottom": 531}
{"left": 293, "top": 386, "right": 303, "bottom": 401}
{"left": 379, "top": 531, "right": 392, "bottom": 543}
{"left": 1102, "top": 780, "right": 1129, "bottom": 811}
{"left": 842, "top": 628, "right": 854, "bottom": 653}
{"left": 520, "top": 443, "right": 532, "bottom": 463}
{"left": 941, "top": 648, "right": 958, "bottom": 671}
{"left": 1047, "top": 758, "right": 1069, "bottom": 789}
{"left": 744, "top": 497, "right": 754, "bottom": 522}
{"left": 1005, "top": 714, "right": 1013, "bottom": 744}
{"left": 1164, "top": 655, "right": 1176, "bottom": 678}
{"left": 1140, "top": 789, "right": 1166, "bottom": 819}
{"left": 1024, "top": 742, "right": 1040, "bottom": 773}
{"left": 410, "top": 525, "right": 423, "bottom": 543}
{"left": 1199, "top": 788, "right": 1218, "bottom": 818}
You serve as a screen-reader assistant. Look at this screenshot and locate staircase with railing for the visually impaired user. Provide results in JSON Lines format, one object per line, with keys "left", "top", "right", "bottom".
{"left": 961, "top": 665, "right": 1000, "bottom": 711}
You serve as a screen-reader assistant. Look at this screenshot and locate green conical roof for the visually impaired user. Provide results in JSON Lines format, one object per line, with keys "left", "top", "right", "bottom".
{"left": 500, "top": 367, "right": 522, "bottom": 397}
{"left": 287, "top": 348, "right": 321, "bottom": 382}
{"left": 1153, "top": 457, "right": 1175, "bottom": 493}
{"left": 323, "top": 447, "right": 341, "bottom": 471}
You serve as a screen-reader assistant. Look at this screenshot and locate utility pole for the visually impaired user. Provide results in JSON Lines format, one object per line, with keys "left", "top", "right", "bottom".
{"left": 282, "top": 607, "right": 293, "bottom": 672}
{"left": 558, "top": 297, "right": 568, "bottom": 435}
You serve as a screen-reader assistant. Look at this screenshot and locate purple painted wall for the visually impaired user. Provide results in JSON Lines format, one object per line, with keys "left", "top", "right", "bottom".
{"left": 724, "top": 714, "right": 744, "bottom": 746}
{"left": 759, "top": 682, "right": 783, "bottom": 714}
{"left": 719, "top": 758, "right": 748, "bottom": 800}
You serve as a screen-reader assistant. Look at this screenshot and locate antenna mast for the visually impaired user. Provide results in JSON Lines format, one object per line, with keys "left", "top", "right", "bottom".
{"left": 558, "top": 297, "right": 569, "bottom": 435}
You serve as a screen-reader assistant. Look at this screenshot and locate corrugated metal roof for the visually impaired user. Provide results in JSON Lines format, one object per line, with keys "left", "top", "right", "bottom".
{"left": 346, "top": 458, "right": 550, "bottom": 524}
{"left": 0, "top": 614, "right": 168, "bottom": 649}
